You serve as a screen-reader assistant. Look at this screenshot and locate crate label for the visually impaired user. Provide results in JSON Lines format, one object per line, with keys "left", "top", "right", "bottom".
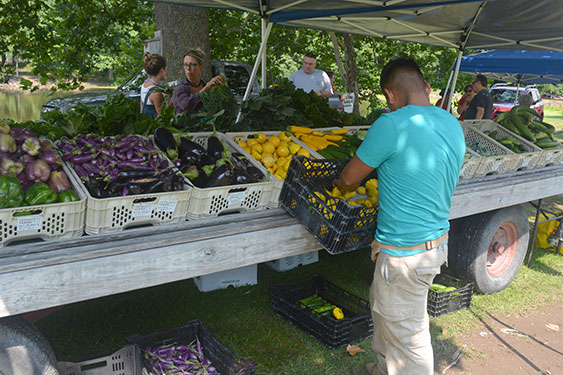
{"left": 132, "top": 202, "right": 153, "bottom": 217}
{"left": 17, "top": 216, "right": 43, "bottom": 231}
{"left": 156, "top": 200, "right": 177, "bottom": 213}
{"left": 227, "top": 191, "right": 246, "bottom": 206}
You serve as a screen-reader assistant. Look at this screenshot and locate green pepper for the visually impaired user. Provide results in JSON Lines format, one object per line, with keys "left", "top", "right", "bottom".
{"left": 25, "top": 182, "right": 58, "bottom": 206}
{"left": 0, "top": 175, "right": 25, "bottom": 208}
{"left": 58, "top": 190, "right": 79, "bottom": 202}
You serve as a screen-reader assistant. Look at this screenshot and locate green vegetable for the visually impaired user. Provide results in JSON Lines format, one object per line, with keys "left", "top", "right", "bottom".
{"left": 200, "top": 85, "right": 238, "bottom": 131}
{"left": 25, "top": 182, "right": 58, "bottom": 206}
{"left": 0, "top": 175, "right": 25, "bottom": 209}
{"left": 57, "top": 190, "right": 79, "bottom": 202}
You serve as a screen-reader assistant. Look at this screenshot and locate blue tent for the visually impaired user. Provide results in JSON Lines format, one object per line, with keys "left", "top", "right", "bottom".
{"left": 458, "top": 50, "right": 563, "bottom": 84}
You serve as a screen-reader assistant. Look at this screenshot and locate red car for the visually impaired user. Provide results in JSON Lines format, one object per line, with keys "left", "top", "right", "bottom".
{"left": 489, "top": 83, "right": 544, "bottom": 120}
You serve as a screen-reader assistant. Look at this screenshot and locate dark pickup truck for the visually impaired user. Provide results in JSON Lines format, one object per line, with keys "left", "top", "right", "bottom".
{"left": 40, "top": 60, "right": 259, "bottom": 114}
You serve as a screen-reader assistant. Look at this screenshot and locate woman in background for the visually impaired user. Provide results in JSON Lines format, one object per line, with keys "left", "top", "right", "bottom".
{"left": 141, "top": 52, "right": 167, "bottom": 119}
{"left": 457, "top": 84, "right": 475, "bottom": 120}
{"left": 171, "top": 48, "right": 223, "bottom": 115}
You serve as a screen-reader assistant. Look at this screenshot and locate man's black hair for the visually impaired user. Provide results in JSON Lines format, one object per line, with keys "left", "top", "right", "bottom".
{"left": 304, "top": 52, "right": 317, "bottom": 59}
{"left": 474, "top": 74, "right": 488, "bottom": 88}
{"left": 380, "top": 57, "right": 425, "bottom": 93}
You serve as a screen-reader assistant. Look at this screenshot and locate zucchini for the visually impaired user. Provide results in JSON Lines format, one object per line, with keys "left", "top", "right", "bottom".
{"left": 509, "top": 110, "right": 536, "bottom": 142}
{"left": 534, "top": 139, "right": 561, "bottom": 149}
{"left": 494, "top": 111, "right": 511, "bottom": 124}
{"left": 501, "top": 117, "right": 521, "bottom": 135}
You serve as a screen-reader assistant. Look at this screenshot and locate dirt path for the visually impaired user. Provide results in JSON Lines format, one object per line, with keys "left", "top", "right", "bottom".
{"left": 439, "top": 303, "right": 562, "bottom": 375}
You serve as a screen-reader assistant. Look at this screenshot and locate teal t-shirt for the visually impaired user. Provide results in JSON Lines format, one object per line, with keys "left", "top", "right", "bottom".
{"left": 356, "top": 105, "right": 465, "bottom": 256}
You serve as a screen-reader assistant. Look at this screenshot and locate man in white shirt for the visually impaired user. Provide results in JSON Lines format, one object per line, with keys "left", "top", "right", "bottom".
{"left": 289, "top": 53, "right": 333, "bottom": 98}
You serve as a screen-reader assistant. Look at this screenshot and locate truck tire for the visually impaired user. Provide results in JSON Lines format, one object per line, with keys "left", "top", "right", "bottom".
{"left": 448, "top": 205, "right": 529, "bottom": 294}
{"left": 0, "top": 316, "right": 59, "bottom": 375}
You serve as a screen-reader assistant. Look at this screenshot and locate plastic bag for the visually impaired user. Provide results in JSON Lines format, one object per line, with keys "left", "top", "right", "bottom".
{"left": 534, "top": 211, "right": 562, "bottom": 254}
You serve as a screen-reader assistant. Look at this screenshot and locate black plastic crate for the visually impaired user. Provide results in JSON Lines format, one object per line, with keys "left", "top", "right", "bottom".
{"left": 280, "top": 156, "right": 378, "bottom": 254}
{"left": 427, "top": 274, "right": 473, "bottom": 318}
{"left": 271, "top": 274, "right": 373, "bottom": 348}
{"left": 126, "top": 319, "right": 257, "bottom": 375}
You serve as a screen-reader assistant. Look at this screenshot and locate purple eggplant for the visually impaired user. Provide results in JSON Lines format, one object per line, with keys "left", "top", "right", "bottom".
{"left": 26, "top": 159, "right": 51, "bottom": 183}
{"left": 0, "top": 134, "right": 16, "bottom": 153}
{"left": 1, "top": 157, "right": 24, "bottom": 176}
{"left": 48, "top": 171, "right": 70, "bottom": 193}
{"left": 20, "top": 153, "right": 35, "bottom": 166}
{"left": 41, "top": 139, "right": 53, "bottom": 150}
{"left": 22, "top": 137, "right": 41, "bottom": 156}
{"left": 41, "top": 149, "right": 59, "bottom": 166}
{"left": 9, "top": 128, "right": 34, "bottom": 143}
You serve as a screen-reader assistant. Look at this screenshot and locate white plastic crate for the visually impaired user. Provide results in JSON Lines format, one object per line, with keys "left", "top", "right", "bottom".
{"left": 182, "top": 132, "right": 273, "bottom": 219}
{"left": 461, "top": 123, "right": 517, "bottom": 177}
{"left": 193, "top": 264, "right": 257, "bottom": 292}
{"left": 225, "top": 130, "right": 318, "bottom": 209}
{"left": 58, "top": 345, "right": 141, "bottom": 375}
{"left": 465, "top": 119, "right": 544, "bottom": 170}
{"left": 266, "top": 251, "right": 319, "bottom": 272}
{"left": 541, "top": 147, "right": 563, "bottom": 167}
{"left": 0, "top": 163, "right": 86, "bottom": 247}
{"left": 459, "top": 147, "right": 482, "bottom": 181}
{"left": 64, "top": 167, "right": 190, "bottom": 236}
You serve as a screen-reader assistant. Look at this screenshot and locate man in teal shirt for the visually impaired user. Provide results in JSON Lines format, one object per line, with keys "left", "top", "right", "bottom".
{"left": 335, "top": 57, "right": 465, "bottom": 375}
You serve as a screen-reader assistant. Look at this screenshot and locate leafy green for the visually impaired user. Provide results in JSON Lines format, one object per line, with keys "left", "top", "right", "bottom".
{"left": 238, "top": 78, "right": 354, "bottom": 131}
{"left": 200, "top": 85, "right": 238, "bottom": 131}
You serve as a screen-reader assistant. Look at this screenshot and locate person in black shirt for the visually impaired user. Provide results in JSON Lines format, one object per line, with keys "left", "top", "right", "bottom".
{"left": 464, "top": 74, "right": 493, "bottom": 120}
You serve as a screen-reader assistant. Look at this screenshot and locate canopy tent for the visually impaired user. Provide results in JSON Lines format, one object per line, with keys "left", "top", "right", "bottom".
{"left": 150, "top": 0, "right": 563, "bottom": 110}
{"left": 457, "top": 49, "right": 563, "bottom": 85}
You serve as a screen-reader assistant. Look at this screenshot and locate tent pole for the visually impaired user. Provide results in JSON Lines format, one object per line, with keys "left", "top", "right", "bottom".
{"left": 261, "top": 18, "right": 267, "bottom": 90}
{"left": 236, "top": 21, "right": 273, "bottom": 122}
{"left": 447, "top": 49, "right": 464, "bottom": 113}
{"left": 443, "top": 66, "right": 454, "bottom": 107}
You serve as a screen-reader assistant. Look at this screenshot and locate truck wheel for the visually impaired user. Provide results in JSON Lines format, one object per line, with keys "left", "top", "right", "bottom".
{"left": 449, "top": 205, "right": 529, "bottom": 294}
{"left": 0, "top": 316, "right": 59, "bottom": 375}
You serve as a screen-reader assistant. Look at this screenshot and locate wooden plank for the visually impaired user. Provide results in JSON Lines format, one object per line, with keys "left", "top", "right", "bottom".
{"left": 450, "top": 173, "right": 563, "bottom": 219}
{"left": 0, "top": 223, "right": 321, "bottom": 317}
{"left": 0, "top": 215, "right": 300, "bottom": 273}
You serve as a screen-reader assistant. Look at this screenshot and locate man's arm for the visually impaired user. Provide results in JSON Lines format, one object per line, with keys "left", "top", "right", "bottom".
{"left": 475, "top": 106, "right": 485, "bottom": 119}
{"left": 334, "top": 155, "right": 375, "bottom": 192}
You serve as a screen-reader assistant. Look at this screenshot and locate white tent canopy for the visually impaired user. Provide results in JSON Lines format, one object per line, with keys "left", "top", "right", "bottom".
{"left": 150, "top": 0, "right": 563, "bottom": 109}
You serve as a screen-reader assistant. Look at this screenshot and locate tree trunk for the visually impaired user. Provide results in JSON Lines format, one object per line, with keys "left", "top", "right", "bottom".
{"left": 154, "top": 4, "right": 210, "bottom": 82}
{"left": 342, "top": 33, "right": 360, "bottom": 115}
{"left": 328, "top": 32, "right": 347, "bottom": 84}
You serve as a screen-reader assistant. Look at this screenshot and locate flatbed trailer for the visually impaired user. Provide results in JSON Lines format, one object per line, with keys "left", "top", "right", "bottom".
{"left": 1, "top": 164, "right": 562, "bottom": 374}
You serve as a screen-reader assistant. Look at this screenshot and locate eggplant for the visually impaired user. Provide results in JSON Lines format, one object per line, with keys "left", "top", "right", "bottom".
{"left": 207, "top": 136, "right": 224, "bottom": 162}
{"left": 154, "top": 127, "right": 178, "bottom": 160}
{"left": 179, "top": 137, "right": 206, "bottom": 159}
{"left": 207, "top": 164, "right": 234, "bottom": 187}
{"left": 235, "top": 169, "right": 256, "bottom": 184}
{"left": 180, "top": 152, "right": 202, "bottom": 169}
{"left": 246, "top": 166, "right": 264, "bottom": 180}
{"left": 184, "top": 165, "right": 208, "bottom": 188}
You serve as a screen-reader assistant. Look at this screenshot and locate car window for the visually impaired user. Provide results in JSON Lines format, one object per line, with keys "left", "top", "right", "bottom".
{"left": 224, "top": 65, "right": 252, "bottom": 97}
{"left": 490, "top": 88, "right": 525, "bottom": 103}
{"left": 118, "top": 70, "right": 148, "bottom": 92}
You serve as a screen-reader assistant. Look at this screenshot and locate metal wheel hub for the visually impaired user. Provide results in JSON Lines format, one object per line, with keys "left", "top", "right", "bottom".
{"left": 487, "top": 222, "right": 518, "bottom": 277}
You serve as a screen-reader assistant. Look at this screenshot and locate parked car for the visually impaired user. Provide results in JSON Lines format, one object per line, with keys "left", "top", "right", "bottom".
{"left": 40, "top": 61, "right": 260, "bottom": 114}
{"left": 541, "top": 92, "right": 563, "bottom": 100}
{"left": 489, "top": 83, "right": 544, "bottom": 119}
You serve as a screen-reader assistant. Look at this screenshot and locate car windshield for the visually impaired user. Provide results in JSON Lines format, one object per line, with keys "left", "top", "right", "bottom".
{"left": 490, "top": 88, "right": 525, "bottom": 104}
{"left": 118, "top": 69, "right": 148, "bottom": 92}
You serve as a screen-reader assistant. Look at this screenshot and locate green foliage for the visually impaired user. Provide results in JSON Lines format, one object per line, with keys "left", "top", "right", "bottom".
{"left": 239, "top": 78, "right": 354, "bottom": 131}
{"left": 0, "top": 0, "right": 154, "bottom": 90}
{"left": 537, "top": 84, "right": 563, "bottom": 96}
{"left": 200, "top": 85, "right": 238, "bottom": 131}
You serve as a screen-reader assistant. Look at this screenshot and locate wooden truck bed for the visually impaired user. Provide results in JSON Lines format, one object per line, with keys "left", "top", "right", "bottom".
{"left": 1, "top": 164, "right": 562, "bottom": 318}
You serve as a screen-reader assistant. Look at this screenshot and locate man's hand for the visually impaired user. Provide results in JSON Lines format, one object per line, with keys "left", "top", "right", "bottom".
{"left": 334, "top": 155, "right": 374, "bottom": 192}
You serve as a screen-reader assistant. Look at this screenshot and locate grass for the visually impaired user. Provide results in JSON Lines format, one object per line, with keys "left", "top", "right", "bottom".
{"left": 544, "top": 105, "right": 563, "bottom": 130}
{"left": 34, "top": 219, "right": 563, "bottom": 374}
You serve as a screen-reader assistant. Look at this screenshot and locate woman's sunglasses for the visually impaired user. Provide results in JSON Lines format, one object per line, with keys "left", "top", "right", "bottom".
{"left": 465, "top": 89, "right": 473, "bottom": 93}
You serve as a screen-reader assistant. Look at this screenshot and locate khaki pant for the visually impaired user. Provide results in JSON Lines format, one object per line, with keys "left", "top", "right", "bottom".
{"left": 370, "top": 243, "right": 448, "bottom": 375}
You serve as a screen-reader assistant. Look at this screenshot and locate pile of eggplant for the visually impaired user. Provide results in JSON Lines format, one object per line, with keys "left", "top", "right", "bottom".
{"left": 143, "top": 340, "right": 217, "bottom": 375}
{"left": 57, "top": 134, "right": 183, "bottom": 198}
{"left": 154, "top": 127, "right": 265, "bottom": 188}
